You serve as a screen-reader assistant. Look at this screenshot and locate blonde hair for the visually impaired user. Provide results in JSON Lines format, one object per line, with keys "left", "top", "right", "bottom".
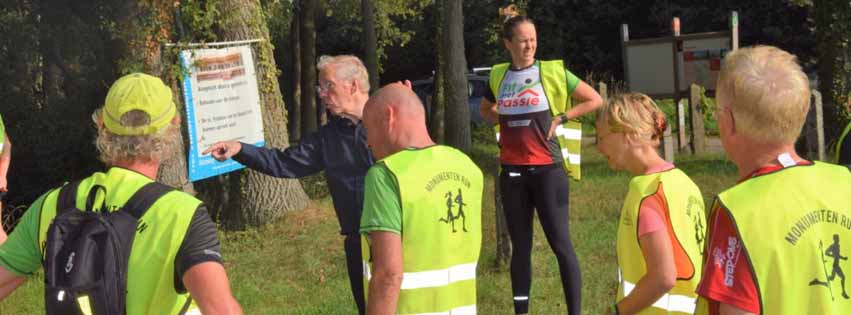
{"left": 93, "top": 109, "right": 181, "bottom": 164}
{"left": 317, "top": 55, "right": 370, "bottom": 93}
{"left": 717, "top": 45, "right": 810, "bottom": 144}
{"left": 599, "top": 93, "right": 667, "bottom": 147}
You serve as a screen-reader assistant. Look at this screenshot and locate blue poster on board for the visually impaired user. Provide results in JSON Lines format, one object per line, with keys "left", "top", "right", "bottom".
{"left": 180, "top": 46, "right": 266, "bottom": 182}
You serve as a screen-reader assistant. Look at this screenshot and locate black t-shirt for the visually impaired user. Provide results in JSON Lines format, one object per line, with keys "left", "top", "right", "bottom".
{"left": 173, "top": 204, "right": 224, "bottom": 293}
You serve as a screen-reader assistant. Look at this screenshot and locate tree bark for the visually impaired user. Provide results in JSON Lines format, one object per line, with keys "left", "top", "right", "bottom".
{"left": 442, "top": 0, "right": 471, "bottom": 152}
{"left": 362, "top": 0, "right": 380, "bottom": 94}
{"left": 494, "top": 174, "right": 511, "bottom": 269}
{"left": 429, "top": 0, "right": 446, "bottom": 143}
{"left": 300, "top": 0, "right": 318, "bottom": 134}
{"left": 814, "top": 0, "right": 851, "bottom": 141}
{"left": 289, "top": 10, "right": 302, "bottom": 141}
{"left": 107, "top": 1, "right": 196, "bottom": 193}
{"left": 199, "top": 0, "right": 309, "bottom": 229}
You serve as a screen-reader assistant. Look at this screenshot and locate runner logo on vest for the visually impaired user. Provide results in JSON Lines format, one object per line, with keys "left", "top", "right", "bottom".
{"left": 425, "top": 171, "right": 473, "bottom": 234}
{"left": 439, "top": 189, "right": 468, "bottom": 233}
{"left": 809, "top": 234, "right": 850, "bottom": 300}
{"left": 687, "top": 196, "right": 706, "bottom": 252}
{"left": 784, "top": 208, "right": 851, "bottom": 301}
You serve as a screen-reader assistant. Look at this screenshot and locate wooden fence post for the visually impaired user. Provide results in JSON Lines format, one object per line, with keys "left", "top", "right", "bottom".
{"left": 678, "top": 100, "right": 688, "bottom": 152}
{"left": 661, "top": 123, "right": 675, "bottom": 162}
{"left": 598, "top": 82, "right": 608, "bottom": 105}
{"left": 690, "top": 84, "right": 706, "bottom": 155}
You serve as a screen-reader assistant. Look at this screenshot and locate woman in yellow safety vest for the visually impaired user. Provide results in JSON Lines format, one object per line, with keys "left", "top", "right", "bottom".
{"left": 597, "top": 93, "right": 706, "bottom": 315}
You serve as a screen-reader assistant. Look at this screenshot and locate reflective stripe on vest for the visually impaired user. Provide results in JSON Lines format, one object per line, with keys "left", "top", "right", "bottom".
{"left": 411, "top": 304, "right": 476, "bottom": 315}
{"left": 616, "top": 169, "right": 705, "bottom": 315}
{"left": 705, "top": 162, "right": 851, "bottom": 315}
{"left": 620, "top": 271, "right": 697, "bottom": 314}
{"left": 363, "top": 261, "right": 477, "bottom": 290}
{"left": 489, "top": 60, "right": 582, "bottom": 180}
{"left": 361, "top": 146, "right": 483, "bottom": 315}
{"left": 36, "top": 168, "right": 200, "bottom": 315}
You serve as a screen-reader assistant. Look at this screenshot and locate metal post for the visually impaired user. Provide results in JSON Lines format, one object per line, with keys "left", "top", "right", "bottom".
{"left": 730, "top": 11, "right": 739, "bottom": 50}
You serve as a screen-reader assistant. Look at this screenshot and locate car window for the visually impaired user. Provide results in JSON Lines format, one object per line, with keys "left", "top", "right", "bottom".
{"left": 469, "top": 79, "right": 487, "bottom": 98}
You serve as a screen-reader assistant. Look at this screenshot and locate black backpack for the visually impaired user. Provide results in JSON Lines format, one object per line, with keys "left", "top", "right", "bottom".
{"left": 42, "top": 180, "right": 173, "bottom": 315}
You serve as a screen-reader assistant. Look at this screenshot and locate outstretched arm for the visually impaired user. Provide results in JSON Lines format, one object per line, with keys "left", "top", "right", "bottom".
{"left": 203, "top": 130, "right": 326, "bottom": 178}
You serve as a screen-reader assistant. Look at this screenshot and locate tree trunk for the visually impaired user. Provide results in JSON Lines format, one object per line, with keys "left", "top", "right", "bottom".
{"left": 494, "top": 174, "right": 511, "bottom": 269}
{"left": 429, "top": 0, "right": 446, "bottom": 143}
{"left": 442, "top": 0, "right": 470, "bottom": 152}
{"left": 289, "top": 10, "right": 302, "bottom": 141}
{"left": 300, "top": 0, "right": 318, "bottom": 134}
{"left": 199, "top": 0, "right": 309, "bottom": 229}
{"left": 108, "top": 1, "right": 196, "bottom": 193}
{"left": 362, "top": 0, "right": 380, "bottom": 94}
{"left": 814, "top": 0, "right": 851, "bottom": 141}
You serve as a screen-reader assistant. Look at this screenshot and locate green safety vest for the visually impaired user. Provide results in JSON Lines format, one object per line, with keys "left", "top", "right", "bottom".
{"left": 36, "top": 168, "right": 202, "bottom": 315}
{"left": 0, "top": 114, "right": 6, "bottom": 152}
{"left": 617, "top": 169, "right": 706, "bottom": 314}
{"left": 696, "top": 162, "right": 851, "bottom": 315}
{"left": 489, "top": 60, "right": 583, "bottom": 180}
{"left": 362, "top": 146, "right": 484, "bottom": 315}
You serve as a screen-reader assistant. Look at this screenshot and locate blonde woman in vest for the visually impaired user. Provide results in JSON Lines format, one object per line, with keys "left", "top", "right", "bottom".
{"left": 479, "top": 10, "right": 603, "bottom": 315}
{"left": 597, "top": 93, "right": 706, "bottom": 315}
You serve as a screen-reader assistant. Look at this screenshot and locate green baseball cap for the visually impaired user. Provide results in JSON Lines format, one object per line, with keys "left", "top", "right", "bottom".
{"left": 103, "top": 73, "right": 176, "bottom": 136}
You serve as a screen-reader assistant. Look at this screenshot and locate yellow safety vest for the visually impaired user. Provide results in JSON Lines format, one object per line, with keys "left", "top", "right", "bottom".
{"left": 37, "top": 168, "right": 202, "bottom": 315}
{"left": 362, "top": 146, "right": 484, "bottom": 315}
{"left": 617, "top": 168, "right": 706, "bottom": 314}
{"left": 696, "top": 162, "right": 851, "bottom": 315}
{"left": 489, "top": 60, "right": 583, "bottom": 180}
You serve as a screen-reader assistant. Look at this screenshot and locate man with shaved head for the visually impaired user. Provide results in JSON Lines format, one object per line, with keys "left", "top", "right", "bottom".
{"left": 359, "top": 83, "right": 484, "bottom": 315}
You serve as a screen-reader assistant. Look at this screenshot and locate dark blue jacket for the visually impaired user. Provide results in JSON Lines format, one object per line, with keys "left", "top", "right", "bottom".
{"left": 233, "top": 116, "right": 374, "bottom": 234}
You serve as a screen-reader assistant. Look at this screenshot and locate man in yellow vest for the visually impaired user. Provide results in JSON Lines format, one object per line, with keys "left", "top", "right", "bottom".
{"left": 0, "top": 73, "right": 243, "bottom": 315}
{"left": 695, "top": 46, "right": 851, "bottom": 315}
{"left": 359, "top": 83, "right": 484, "bottom": 315}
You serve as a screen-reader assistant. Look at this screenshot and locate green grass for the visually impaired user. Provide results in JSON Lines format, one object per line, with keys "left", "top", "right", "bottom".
{"left": 0, "top": 142, "right": 739, "bottom": 315}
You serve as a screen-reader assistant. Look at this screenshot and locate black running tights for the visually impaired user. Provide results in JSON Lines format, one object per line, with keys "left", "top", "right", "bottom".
{"left": 500, "top": 163, "right": 581, "bottom": 315}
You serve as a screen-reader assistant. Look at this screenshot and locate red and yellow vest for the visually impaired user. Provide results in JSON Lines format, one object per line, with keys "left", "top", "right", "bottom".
{"left": 696, "top": 162, "right": 851, "bottom": 315}
{"left": 617, "top": 168, "right": 706, "bottom": 314}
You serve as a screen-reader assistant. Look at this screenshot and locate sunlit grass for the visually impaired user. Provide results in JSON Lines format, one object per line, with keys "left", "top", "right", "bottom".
{"left": 0, "top": 142, "right": 738, "bottom": 315}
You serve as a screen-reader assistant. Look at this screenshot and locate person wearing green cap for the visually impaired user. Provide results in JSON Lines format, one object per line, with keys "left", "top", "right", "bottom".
{"left": 0, "top": 73, "right": 242, "bottom": 315}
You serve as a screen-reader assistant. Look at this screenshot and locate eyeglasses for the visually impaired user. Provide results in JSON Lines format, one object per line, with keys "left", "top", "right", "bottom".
{"left": 316, "top": 80, "right": 336, "bottom": 94}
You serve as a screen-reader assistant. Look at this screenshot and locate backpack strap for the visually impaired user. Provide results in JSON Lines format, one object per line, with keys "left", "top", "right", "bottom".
{"left": 55, "top": 180, "right": 82, "bottom": 216}
{"left": 122, "top": 182, "right": 175, "bottom": 219}
{"left": 177, "top": 296, "right": 193, "bottom": 315}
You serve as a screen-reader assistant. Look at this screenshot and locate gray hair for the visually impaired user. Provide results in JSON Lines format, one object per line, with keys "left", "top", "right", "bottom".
{"left": 92, "top": 109, "right": 181, "bottom": 164}
{"left": 317, "top": 55, "right": 370, "bottom": 93}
